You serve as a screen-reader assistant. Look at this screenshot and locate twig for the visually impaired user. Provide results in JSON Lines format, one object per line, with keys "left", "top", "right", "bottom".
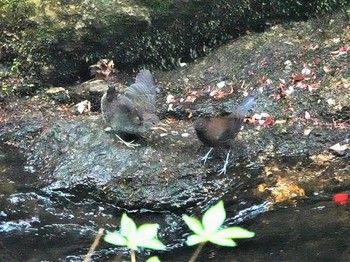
{"left": 84, "top": 228, "right": 105, "bottom": 262}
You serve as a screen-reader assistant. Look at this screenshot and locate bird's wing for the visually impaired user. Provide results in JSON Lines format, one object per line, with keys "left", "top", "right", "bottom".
{"left": 125, "top": 70, "right": 157, "bottom": 112}
{"left": 217, "top": 116, "right": 244, "bottom": 144}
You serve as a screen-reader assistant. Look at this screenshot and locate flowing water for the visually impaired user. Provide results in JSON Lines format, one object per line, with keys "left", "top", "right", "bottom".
{"left": 1, "top": 143, "right": 349, "bottom": 261}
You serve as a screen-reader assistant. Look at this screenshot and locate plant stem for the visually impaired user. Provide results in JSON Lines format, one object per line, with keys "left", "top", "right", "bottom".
{"left": 84, "top": 228, "right": 104, "bottom": 262}
{"left": 188, "top": 242, "right": 206, "bottom": 262}
{"left": 131, "top": 250, "right": 136, "bottom": 262}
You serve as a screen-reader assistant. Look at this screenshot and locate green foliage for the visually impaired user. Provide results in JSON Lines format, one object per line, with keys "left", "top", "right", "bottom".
{"left": 2, "top": 0, "right": 349, "bottom": 89}
{"left": 183, "top": 200, "right": 255, "bottom": 247}
{"left": 146, "top": 256, "right": 161, "bottom": 262}
{"left": 142, "top": 0, "right": 171, "bottom": 14}
{"left": 103, "top": 201, "right": 254, "bottom": 262}
{"left": 104, "top": 213, "right": 166, "bottom": 251}
{"left": 0, "top": 0, "right": 35, "bottom": 32}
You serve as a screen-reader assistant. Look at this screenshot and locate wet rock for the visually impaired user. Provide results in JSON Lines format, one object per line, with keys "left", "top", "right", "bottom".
{"left": 24, "top": 115, "right": 237, "bottom": 210}
{"left": 46, "top": 87, "right": 70, "bottom": 104}
{"left": 68, "top": 80, "right": 107, "bottom": 111}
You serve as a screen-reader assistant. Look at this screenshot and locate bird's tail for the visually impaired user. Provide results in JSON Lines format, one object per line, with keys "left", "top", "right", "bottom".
{"left": 235, "top": 95, "right": 255, "bottom": 115}
{"left": 125, "top": 69, "right": 157, "bottom": 106}
{"left": 135, "top": 69, "right": 156, "bottom": 89}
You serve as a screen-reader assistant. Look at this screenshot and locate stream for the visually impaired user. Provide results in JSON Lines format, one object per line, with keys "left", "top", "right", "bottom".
{"left": 1, "top": 142, "right": 349, "bottom": 261}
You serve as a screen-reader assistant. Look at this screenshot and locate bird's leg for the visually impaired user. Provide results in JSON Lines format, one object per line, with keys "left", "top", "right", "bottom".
{"left": 114, "top": 134, "right": 140, "bottom": 148}
{"left": 200, "top": 147, "right": 213, "bottom": 165}
{"left": 217, "top": 150, "right": 231, "bottom": 175}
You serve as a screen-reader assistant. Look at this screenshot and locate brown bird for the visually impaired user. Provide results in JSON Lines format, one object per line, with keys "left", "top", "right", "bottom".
{"left": 101, "top": 69, "right": 159, "bottom": 147}
{"left": 194, "top": 95, "right": 255, "bottom": 174}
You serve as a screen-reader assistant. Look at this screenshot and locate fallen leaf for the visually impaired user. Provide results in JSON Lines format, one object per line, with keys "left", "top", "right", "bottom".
{"left": 267, "top": 177, "right": 305, "bottom": 203}
{"left": 309, "top": 153, "right": 333, "bottom": 164}
{"left": 76, "top": 100, "right": 91, "bottom": 114}
{"left": 333, "top": 193, "right": 348, "bottom": 206}
{"left": 323, "top": 66, "right": 332, "bottom": 73}
{"left": 262, "top": 116, "right": 275, "bottom": 127}
{"left": 336, "top": 80, "right": 344, "bottom": 88}
{"left": 305, "top": 111, "right": 311, "bottom": 119}
{"left": 275, "top": 119, "right": 287, "bottom": 125}
{"left": 213, "top": 90, "right": 228, "bottom": 99}
{"left": 181, "top": 133, "right": 190, "bottom": 138}
{"left": 339, "top": 46, "right": 348, "bottom": 55}
{"left": 292, "top": 73, "right": 304, "bottom": 82}
{"left": 166, "top": 94, "right": 176, "bottom": 103}
{"left": 312, "top": 57, "right": 321, "bottom": 65}
{"left": 258, "top": 184, "right": 267, "bottom": 193}
{"left": 303, "top": 128, "right": 313, "bottom": 136}
{"left": 301, "top": 67, "right": 311, "bottom": 75}
{"left": 184, "top": 95, "right": 196, "bottom": 103}
{"left": 178, "top": 58, "right": 187, "bottom": 67}
{"left": 167, "top": 104, "right": 174, "bottom": 111}
{"left": 286, "top": 86, "right": 294, "bottom": 94}
{"left": 310, "top": 44, "right": 320, "bottom": 50}
{"left": 216, "top": 81, "right": 226, "bottom": 88}
{"left": 329, "top": 143, "right": 349, "bottom": 152}
{"left": 165, "top": 118, "right": 177, "bottom": 124}
{"left": 332, "top": 38, "right": 341, "bottom": 44}
{"left": 326, "top": 98, "right": 335, "bottom": 105}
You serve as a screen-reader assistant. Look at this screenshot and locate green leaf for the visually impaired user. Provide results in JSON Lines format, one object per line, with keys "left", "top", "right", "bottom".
{"left": 209, "top": 236, "right": 237, "bottom": 247}
{"left": 182, "top": 215, "right": 204, "bottom": 235}
{"left": 121, "top": 213, "right": 137, "bottom": 239}
{"left": 140, "top": 238, "right": 166, "bottom": 250}
{"left": 136, "top": 224, "right": 166, "bottom": 250}
{"left": 214, "top": 227, "right": 255, "bottom": 239}
{"left": 137, "top": 224, "right": 159, "bottom": 241}
{"left": 119, "top": 213, "right": 139, "bottom": 250}
{"left": 186, "top": 234, "right": 206, "bottom": 246}
{"left": 202, "top": 200, "right": 226, "bottom": 234}
{"left": 146, "top": 256, "right": 161, "bottom": 262}
{"left": 104, "top": 232, "right": 128, "bottom": 246}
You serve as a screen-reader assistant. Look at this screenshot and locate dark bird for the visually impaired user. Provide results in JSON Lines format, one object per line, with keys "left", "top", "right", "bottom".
{"left": 194, "top": 95, "right": 255, "bottom": 174}
{"left": 101, "top": 69, "right": 159, "bottom": 147}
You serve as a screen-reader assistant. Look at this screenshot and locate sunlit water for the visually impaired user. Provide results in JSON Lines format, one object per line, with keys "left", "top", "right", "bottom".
{"left": 1, "top": 143, "right": 349, "bottom": 261}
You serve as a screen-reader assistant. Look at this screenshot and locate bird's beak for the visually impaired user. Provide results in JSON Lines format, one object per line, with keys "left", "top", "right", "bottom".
{"left": 150, "top": 122, "right": 169, "bottom": 132}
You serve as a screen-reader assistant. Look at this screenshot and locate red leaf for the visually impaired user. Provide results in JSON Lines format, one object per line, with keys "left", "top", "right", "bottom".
{"left": 333, "top": 193, "right": 349, "bottom": 206}
{"left": 262, "top": 116, "right": 275, "bottom": 127}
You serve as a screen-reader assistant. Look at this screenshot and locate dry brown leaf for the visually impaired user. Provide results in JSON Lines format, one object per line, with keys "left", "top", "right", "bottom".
{"left": 309, "top": 153, "right": 333, "bottom": 164}
{"left": 270, "top": 181, "right": 305, "bottom": 203}
{"left": 258, "top": 184, "right": 267, "bottom": 193}
{"left": 275, "top": 119, "right": 287, "bottom": 125}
